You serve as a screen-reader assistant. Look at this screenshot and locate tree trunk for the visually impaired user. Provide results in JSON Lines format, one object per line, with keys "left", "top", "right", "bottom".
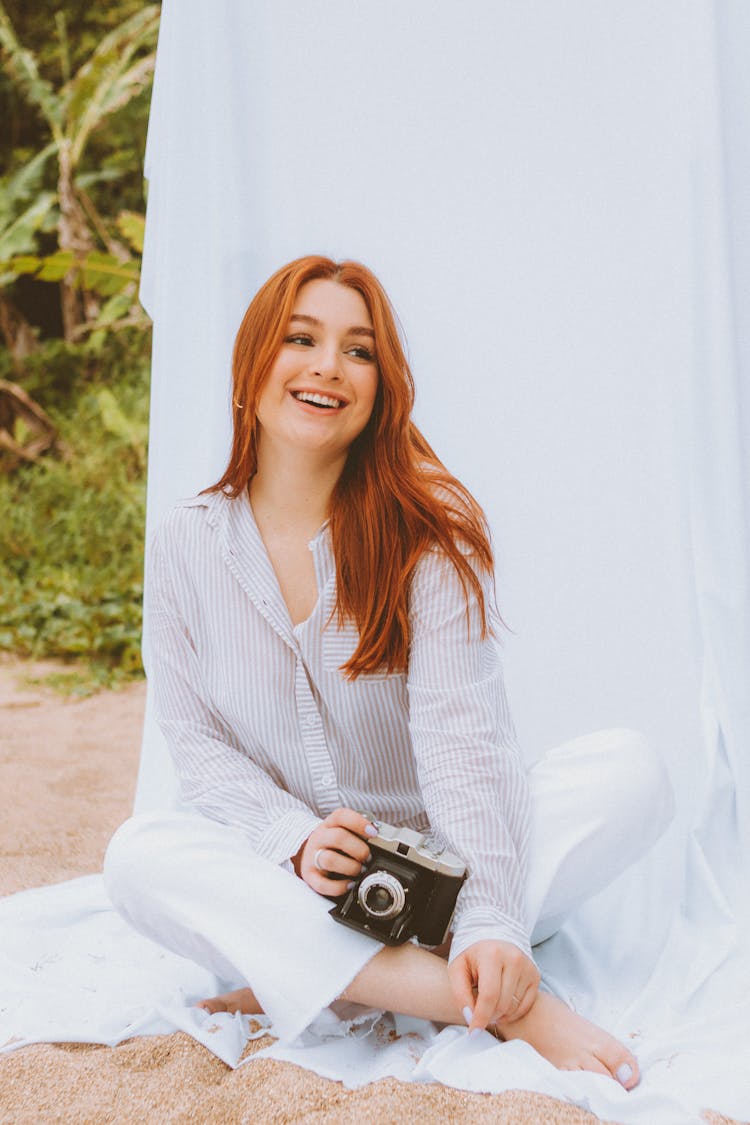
{"left": 57, "top": 141, "right": 98, "bottom": 342}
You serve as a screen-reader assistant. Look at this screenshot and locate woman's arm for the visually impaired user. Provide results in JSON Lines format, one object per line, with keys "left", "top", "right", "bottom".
{"left": 408, "top": 545, "right": 536, "bottom": 1017}
{"left": 147, "top": 519, "right": 322, "bottom": 865}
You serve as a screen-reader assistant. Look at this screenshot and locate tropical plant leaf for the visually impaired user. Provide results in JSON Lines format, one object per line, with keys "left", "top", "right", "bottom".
{"left": 0, "top": 142, "right": 57, "bottom": 221}
{"left": 0, "top": 191, "right": 58, "bottom": 258}
{"left": 35, "top": 251, "right": 74, "bottom": 281}
{"left": 27, "top": 251, "right": 140, "bottom": 293}
{"left": 86, "top": 290, "right": 137, "bottom": 351}
{"left": 2, "top": 249, "right": 140, "bottom": 294}
{"left": 71, "top": 54, "right": 157, "bottom": 164}
{"left": 95, "top": 386, "right": 147, "bottom": 468}
{"left": 77, "top": 252, "right": 140, "bottom": 294}
{"left": 75, "top": 168, "right": 126, "bottom": 190}
{"left": 64, "top": 6, "right": 160, "bottom": 162}
{"left": 3, "top": 253, "right": 47, "bottom": 277}
{"left": 116, "top": 211, "right": 145, "bottom": 254}
{"left": 92, "top": 290, "right": 135, "bottom": 327}
{"left": 0, "top": 4, "right": 63, "bottom": 136}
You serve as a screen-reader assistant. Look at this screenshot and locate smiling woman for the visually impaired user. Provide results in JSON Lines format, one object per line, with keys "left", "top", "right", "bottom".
{"left": 255, "top": 279, "right": 379, "bottom": 466}
{"left": 209, "top": 255, "right": 495, "bottom": 678}
{"left": 103, "top": 255, "right": 673, "bottom": 1090}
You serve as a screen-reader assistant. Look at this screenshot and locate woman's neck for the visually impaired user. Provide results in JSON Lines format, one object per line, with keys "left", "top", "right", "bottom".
{"left": 249, "top": 444, "right": 345, "bottom": 538}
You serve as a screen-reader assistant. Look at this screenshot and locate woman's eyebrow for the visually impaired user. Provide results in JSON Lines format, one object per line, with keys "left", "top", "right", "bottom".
{"left": 289, "top": 313, "right": 375, "bottom": 339}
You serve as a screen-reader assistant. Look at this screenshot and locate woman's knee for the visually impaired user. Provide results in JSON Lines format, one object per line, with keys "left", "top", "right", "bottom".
{"left": 103, "top": 811, "right": 178, "bottom": 913}
{"left": 594, "top": 727, "right": 675, "bottom": 844}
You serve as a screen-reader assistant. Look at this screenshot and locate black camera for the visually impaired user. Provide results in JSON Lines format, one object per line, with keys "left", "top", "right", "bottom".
{"left": 329, "top": 820, "right": 467, "bottom": 946}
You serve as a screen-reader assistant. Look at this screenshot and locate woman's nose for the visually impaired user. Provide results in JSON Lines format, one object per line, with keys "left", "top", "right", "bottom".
{"left": 310, "top": 345, "right": 341, "bottom": 379}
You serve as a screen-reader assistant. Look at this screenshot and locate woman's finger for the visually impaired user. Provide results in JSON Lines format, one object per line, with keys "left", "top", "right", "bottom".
{"left": 316, "top": 872, "right": 356, "bottom": 896}
{"left": 492, "top": 973, "right": 523, "bottom": 1023}
{"left": 493, "top": 967, "right": 524, "bottom": 1023}
{"left": 309, "top": 845, "right": 364, "bottom": 878}
{"left": 324, "top": 807, "right": 378, "bottom": 840}
{"left": 492, "top": 963, "right": 539, "bottom": 1025}
{"left": 324, "top": 826, "right": 372, "bottom": 864}
{"left": 303, "top": 868, "right": 352, "bottom": 897}
{"left": 471, "top": 959, "right": 502, "bottom": 1033}
{"left": 447, "top": 957, "right": 479, "bottom": 1030}
{"left": 513, "top": 979, "right": 536, "bottom": 1021}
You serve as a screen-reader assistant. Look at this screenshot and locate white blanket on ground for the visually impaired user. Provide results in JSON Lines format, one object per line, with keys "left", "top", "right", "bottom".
{"left": 2, "top": 866, "right": 748, "bottom": 1125}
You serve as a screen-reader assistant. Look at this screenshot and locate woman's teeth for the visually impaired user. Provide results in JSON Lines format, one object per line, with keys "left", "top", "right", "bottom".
{"left": 292, "top": 391, "right": 343, "bottom": 409}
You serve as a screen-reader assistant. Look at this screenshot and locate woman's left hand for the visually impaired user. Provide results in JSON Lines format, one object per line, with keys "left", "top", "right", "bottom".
{"left": 448, "top": 939, "right": 540, "bottom": 1032}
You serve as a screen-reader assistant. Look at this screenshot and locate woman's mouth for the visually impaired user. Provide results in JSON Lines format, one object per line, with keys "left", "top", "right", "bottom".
{"left": 291, "top": 390, "right": 346, "bottom": 410}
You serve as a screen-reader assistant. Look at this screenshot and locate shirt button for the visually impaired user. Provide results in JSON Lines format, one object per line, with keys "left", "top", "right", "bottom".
{"left": 320, "top": 774, "right": 334, "bottom": 787}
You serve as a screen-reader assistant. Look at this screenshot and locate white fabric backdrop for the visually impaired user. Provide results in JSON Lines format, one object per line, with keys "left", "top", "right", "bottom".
{"left": 2, "top": 3, "right": 748, "bottom": 1123}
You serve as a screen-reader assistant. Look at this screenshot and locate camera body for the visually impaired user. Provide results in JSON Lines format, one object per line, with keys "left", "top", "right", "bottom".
{"left": 328, "top": 819, "right": 467, "bottom": 947}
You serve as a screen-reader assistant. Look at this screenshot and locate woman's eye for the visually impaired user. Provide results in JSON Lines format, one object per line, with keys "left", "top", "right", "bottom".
{"left": 285, "top": 334, "right": 314, "bottom": 346}
{"left": 347, "top": 345, "right": 375, "bottom": 362}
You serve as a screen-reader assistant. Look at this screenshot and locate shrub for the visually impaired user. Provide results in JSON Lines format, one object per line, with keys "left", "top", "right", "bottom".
{"left": 0, "top": 328, "right": 150, "bottom": 685}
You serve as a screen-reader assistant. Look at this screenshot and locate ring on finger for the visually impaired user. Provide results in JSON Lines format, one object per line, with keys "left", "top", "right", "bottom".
{"left": 313, "top": 848, "right": 327, "bottom": 873}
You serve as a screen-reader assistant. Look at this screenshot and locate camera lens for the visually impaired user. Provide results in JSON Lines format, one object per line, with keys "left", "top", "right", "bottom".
{"left": 366, "top": 886, "right": 393, "bottom": 913}
{"left": 357, "top": 871, "right": 406, "bottom": 918}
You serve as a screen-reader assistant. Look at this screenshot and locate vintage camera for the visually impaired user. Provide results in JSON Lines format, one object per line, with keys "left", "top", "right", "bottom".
{"left": 329, "top": 820, "right": 467, "bottom": 946}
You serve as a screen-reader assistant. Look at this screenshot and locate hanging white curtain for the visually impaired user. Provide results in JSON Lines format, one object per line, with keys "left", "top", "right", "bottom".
{"left": 137, "top": 0, "right": 750, "bottom": 926}
{"left": 1, "top": 4, "right": 748, "bottom": 1122}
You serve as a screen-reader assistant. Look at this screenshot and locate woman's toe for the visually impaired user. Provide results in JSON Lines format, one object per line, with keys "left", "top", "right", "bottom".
{"left": 581, "top": 1056, "right": 611, "bottom": 1078}
{"left": 196, "top": 997, "right": 228, "bottom": 1014}
{"left": 596, "top": 1042, "right": 640, "bottom": 1089}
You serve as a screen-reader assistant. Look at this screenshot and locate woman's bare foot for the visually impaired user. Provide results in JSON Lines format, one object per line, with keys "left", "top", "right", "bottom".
{"left": 196, "top": 986, "right": 262, "bottom": 1016}
{"left": 494, "top": 990, "right": 640, "bottom": 1090}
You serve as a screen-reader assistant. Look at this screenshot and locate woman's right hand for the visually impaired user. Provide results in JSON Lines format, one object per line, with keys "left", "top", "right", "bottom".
{"left": 293, "top": 807, "right": 377, "bottom": 896}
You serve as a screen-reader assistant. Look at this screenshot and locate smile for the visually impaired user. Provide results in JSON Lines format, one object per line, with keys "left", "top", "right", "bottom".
{"left": 291, "top": 390, "right": 346, "bottom": 410}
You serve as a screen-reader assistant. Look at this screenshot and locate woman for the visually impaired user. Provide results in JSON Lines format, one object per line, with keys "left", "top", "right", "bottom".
{"left": 104, "top": 256, "right": 673, "bottom": 1089}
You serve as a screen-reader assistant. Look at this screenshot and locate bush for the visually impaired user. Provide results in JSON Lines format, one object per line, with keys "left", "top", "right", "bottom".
{"left": 0, "top": 328, "right": 150, "bottom": 685}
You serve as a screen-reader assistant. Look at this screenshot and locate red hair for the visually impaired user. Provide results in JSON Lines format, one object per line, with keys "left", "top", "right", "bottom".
{"left": 208, "top": 255, "right": 496, "bottom": 676}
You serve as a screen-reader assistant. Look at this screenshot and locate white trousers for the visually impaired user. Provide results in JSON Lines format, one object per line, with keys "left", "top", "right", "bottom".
{"left": 104, "top": 728, "right": 674, "bottom": 1043}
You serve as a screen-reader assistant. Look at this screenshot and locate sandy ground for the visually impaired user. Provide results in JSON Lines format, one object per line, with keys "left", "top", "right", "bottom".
{"left": 0, "top": 656, "right": 742, "bottom": 1125}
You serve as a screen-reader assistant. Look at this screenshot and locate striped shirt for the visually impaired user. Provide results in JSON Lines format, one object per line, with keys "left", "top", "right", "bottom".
{"left": 147, "top": 489, "right": 532, "bottom": 962}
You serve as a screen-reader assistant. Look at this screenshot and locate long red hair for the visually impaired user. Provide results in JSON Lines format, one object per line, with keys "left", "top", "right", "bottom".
{"left": 208, "top": 256, "right": 496, "bottom": 676}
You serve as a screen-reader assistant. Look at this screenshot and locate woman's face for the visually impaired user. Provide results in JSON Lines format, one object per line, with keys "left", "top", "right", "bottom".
{"left": 255, "top": 279, "right": 379, "bottom": 464}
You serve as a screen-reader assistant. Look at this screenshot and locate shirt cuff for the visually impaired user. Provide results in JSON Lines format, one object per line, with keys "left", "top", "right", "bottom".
{"left": 448, "top": 907, "right": 534, "bottom": 964}
{"left": 254, "top": 808, "right": 323, "bottom": 866}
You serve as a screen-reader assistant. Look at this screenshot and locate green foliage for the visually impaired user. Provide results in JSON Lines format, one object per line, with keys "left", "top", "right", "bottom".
{"left": 0, "top": 142, "right": 58, "bottom": 261}
{"left": 0, "top": 1, "right": 158, "bottom": 342}
{"left": 0, "top": 3, "right": 157, "bottom": 690}
{"left": 116, "top": 209, "right": 144, "bottom": 253}
{"left": 0, "top": 2, "right": 159, "bottom": 162}
{"left": 0, "top": 329, "right": 150, "bottom": 684}
{"left": 5, "top": 247, "right": 141, "bottom": 290}
{"left": 62, "top": 5, "right": 158, "bottom": 164}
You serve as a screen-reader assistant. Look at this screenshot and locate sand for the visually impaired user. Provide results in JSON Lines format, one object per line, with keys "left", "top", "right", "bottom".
{"left": 0, "top": 656, "right": 743, "bottom": 1124}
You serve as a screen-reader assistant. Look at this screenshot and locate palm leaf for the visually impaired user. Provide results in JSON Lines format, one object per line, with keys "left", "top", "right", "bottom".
{"left": 0, "top": 4, "right": 63, "bottom": 136}
{"left": 0, "top": 192, "right": 58, "bottom": 259}
{"left": 64, "top": 6, "right": 160, "bottom": 162}
{"left": 2, "top": 250, "right": 140, "bottom": 294}
{"left": 30, "top": 251, "right": 73, "bottom": 282}
{"left": 0, "top": 142, "right": 57, "bottom": 222}
{"left": 77, "top": 252, "right": 140, "bottom": 294}
{"left": 116, "top": 211, "right": 145, "bottom": 254}
{"left": 75, "top": 168, "right": 126, "bottom": 190}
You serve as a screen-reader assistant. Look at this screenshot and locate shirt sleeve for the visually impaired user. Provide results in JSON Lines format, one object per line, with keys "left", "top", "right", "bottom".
{"left": 146, "top": 517, "right": 322, "bottom": 864}
{"left": 407, "top": 546, "right": 533, "bottom": 963}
